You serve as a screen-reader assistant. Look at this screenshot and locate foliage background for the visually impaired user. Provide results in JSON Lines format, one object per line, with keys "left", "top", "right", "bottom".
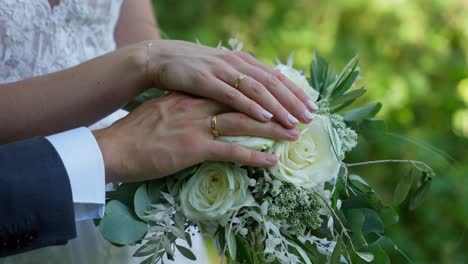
{"left": 152, "top": 0, "right": 468, "bottom": 263}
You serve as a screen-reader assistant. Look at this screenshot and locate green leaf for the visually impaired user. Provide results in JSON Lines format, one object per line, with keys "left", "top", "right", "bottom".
{"left": 409, "top": 177, "right": 432, "bottom": 210}
{"left": 310, "top": 51, "right": 336, "bottom": 95}
{"left": 185, "top": 233, "right": 192, "bottom": 248}
{"left": 356, "top": 251, "right": 375, "bottom": 262}
{"left": 329, "top": 59, "right": 359, "bottom": 100}
{"left": 330, "top": 234, "right": 343, "bottom": 264}
{"left": 235, "top": 235, "right": 254, "bottom": 264}
{"left": 367, "top": 244, "right": 390, "bottom": 264}
{"left": 342, "top": 102, "right": 382, "bottom": 122}
{"left": 99, "top": 200, "right": 147, "bottom": 245}
{"left": 162, "top": 236, "right": 174, "bottom": 257}
{"left": 330, "top": 88, "right": 367, "bottom": 112}
{"left": 175, "top": 210, "right": 185, "bottom": 230}
{"left": 347, "top": 209, "right": 367, "bottom": 248}
{"left": 359, "top": 118, "right": 387, "bottom": 141}
{"left": 107, "top": 182, "right": 142, "bottom": 211}
{"left": 361, "top": 209, "right": 384, "bottom": 235}
{"left": 379, "top": 207, "right": 399, "bottom": 227}
{"left": 225, "top": 227, "right": 237, "bottom": 261}
{"left": 140, "top": 255, "right": 155, "bottom": 264}
{"left": 134, "top": 184, "right": 150, "bottom": 220}
{"left": 147, "top": 181, "right": 163, "bottom": 204}
{"left": 133, "top": 241, "right": 159, "bottom": 257}
{"left": 176, "top": 244, "right": 197, "bottom": 261}
{"left": 392, "top": 169, "right": 414, "bottom": 206}
{"left": 169, "top": 226, "right": 186, "bottom": 241}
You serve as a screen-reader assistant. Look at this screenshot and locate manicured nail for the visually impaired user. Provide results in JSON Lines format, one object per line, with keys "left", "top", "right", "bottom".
{"left": 303, "top": 109, "right": 314, "bottom": 121}
{"left": 307, "top": 99, "right": 319, "bottom": 111}
{"left": 286, "top": 129, "right": 300, "bottom": 140}
{"left": 265, "top": 155, "right": 278, "bottom": 165}
{"left": 287, "top": 113, "right": 299, "bottom": 124}
{"left": 261, "top": 110, "right": 273, "bottom": 120}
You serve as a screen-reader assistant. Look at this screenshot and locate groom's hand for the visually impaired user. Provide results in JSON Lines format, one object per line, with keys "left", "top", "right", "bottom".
{"left": 92, "top": 93, "right": 300, "bottom": 183}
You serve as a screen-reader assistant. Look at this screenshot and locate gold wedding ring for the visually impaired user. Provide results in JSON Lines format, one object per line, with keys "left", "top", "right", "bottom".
{"left": 211, "top": 115, "right": 220, "bottom": 137}
{"left": 234, "top": 73, "right": 247, "bottom": 89}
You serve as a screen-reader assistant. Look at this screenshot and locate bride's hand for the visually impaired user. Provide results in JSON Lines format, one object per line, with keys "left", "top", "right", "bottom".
{"left": 144, "top": 40, "right": 318, "bottom": 129}
{"left": 93, "top": 92, "right": 300, "bottom": 183}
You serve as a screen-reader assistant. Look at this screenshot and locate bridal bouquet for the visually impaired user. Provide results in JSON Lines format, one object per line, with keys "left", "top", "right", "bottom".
{"left": 98, "top": 40, "right": 434, "bottom": 264}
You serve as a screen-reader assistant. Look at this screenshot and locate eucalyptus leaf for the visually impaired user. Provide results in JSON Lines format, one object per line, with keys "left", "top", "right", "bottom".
{"left": 379, "top": 207, "right": 399, "bottom": 227}
{"left": 347, "top": 209, "right": 367, "bottom": 249}
{"left": 355, "top": 251, "right": 375, "bottom": 262}
{"left": 409, "top": 177, "right": 432, "bottom": 210}
{"left": 135, "top": 184, "right": 150, "bottom": 220}
{"left": 359, "top": 118, "right": 387, "bottom": 141}
{"left": 107, "top": 182, "right": 142, "bottom": 211}
{"left": 176, "top": 244, "right": 197, "bottom": 260}
{"left": 99, "top": 200, "right": 147, "bottom": 245}
{"left": 393, "top": 169, "right": 414, "bottom": 206}
{"left": 147, "top": 181, "right": 163, "bottom": 204}
{"left": 342, "top": 102, "right": 382, "bottom": 122}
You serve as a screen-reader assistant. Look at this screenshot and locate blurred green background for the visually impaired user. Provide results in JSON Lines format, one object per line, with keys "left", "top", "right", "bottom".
{"left": 152, "top": 0, "right": 467, "bottom": 263}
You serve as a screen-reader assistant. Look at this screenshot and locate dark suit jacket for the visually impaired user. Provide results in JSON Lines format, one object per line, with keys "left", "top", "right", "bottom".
{"left": 0, "top": 137, "right": 76, "bottom": 257}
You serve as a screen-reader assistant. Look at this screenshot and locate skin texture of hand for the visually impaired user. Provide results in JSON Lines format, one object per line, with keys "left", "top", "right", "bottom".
{"left": 93, "top": 93, "right": 301, "bottom": 183}
{"left": 146, "top": 40, "right": 319, "bottom": 129}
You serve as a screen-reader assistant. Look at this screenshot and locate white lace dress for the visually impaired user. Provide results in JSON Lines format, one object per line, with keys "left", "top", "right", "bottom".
{"left": 0, "top": 0, "right": 208, "bottom": 263}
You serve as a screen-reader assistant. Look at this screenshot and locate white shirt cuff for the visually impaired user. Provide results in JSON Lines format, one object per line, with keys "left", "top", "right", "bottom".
{"left": 46, "top": 127, "right": 105, "bottom": 221}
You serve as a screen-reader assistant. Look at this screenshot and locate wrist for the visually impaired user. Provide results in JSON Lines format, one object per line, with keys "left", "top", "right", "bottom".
{"left": 128, "top": 40, "right": 165, "bottom": 90}
{"left": 92, "top": 129, "right": 119, "bottom": 183}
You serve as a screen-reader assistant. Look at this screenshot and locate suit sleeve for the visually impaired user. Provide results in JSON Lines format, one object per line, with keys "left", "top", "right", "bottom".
{"left": 0, "top": 137, "right": 76, "bottom": 257}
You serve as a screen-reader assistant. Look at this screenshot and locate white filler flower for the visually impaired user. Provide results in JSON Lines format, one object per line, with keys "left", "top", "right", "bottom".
{"left": 268, "top": 115, "right": 342, "bottom": 189}
{"left": 180, "top": 162, "right": 254, "bottom": 224}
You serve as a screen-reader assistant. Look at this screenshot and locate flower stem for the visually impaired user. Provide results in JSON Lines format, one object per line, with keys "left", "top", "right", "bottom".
{"left": 345, "top": 159, "right": 434, "bottom": 176}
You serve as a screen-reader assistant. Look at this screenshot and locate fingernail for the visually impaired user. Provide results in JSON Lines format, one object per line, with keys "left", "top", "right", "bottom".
{"left": 303, "top": 109, "right": 314, "bottom": 121}
{"left": 307, "top": 99, "right": 319, "bottom": 111}
{"left": 286, "top": 129, "right": 300, "bottom": 140}
{"left": 265, "top": 155, "right": 278, "bottom": 165}
{"left": 287, "top": 113, "right": 299, "bottom": 124}
{"left": 261, "top": 109, "right": 273, "bottom": 120}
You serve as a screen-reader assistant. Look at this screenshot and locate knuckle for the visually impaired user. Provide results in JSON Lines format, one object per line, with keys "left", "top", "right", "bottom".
{"left": 207, "top": 58, "right": 223, "bottom": 68}
{"left": 250, "top": 82, "right": 265, "bottom": 97}
{"left": 227, "top": 143, "right": 237, "bottom": 160}
{"left": 220, "top": 52, "right": 240, "bottom": 64}
{"left": 274, "top": 71, "right": 287, "bottom": 82}
{"left": 233, "top": 51, "right": 249, "bottom": 60}
{"left": 266, "top": 75, "right": 281, "bottom": 89}
{"left": 224, "top": 89, "right": 239, "bottom": 104}
{"left": 194, "top": 70, "right": 213, "bottom": 85}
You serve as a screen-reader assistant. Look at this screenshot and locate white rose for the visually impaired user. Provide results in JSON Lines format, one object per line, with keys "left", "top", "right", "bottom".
{"left": 275, "top": 64, "right": 320, "bottom": 101}
{"left": 180, "top": 162, "right": 254, "bottom": 224}
{"left": 268, "top": 115, "right": 341, "bottom": 189}
{"left": 217, "top": 136, "right": 274, "bottom": 151}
